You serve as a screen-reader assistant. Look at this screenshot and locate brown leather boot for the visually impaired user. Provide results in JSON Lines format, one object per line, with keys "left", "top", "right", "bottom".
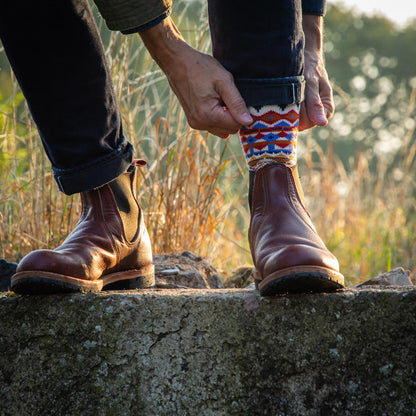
{"left": 249, "top": 163, "right": 344, "bottom": 295}
{"left": 11, "top": 161, "right": 154, "bottom": 294}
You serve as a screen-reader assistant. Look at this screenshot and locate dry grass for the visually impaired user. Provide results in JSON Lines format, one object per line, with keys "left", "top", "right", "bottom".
{"left": 299, "top": 86, "right": 416, "bottom": 284}
{"left": 0, "top": 7, "right": 252, "bottom": 280}
{"left": 1, "top": 3, "right": 416, "bottom": 286}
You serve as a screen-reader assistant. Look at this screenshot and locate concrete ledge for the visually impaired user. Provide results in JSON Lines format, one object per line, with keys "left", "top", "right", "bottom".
{"left": 1, "top": 288, "right": 416, "bottom": 415}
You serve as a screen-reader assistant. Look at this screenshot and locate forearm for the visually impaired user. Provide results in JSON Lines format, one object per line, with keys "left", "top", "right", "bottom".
{"left": 140, "top": 17, "right": 197, "bottom": 71}
{"left": 139, "top": 17, "right": 251, "bottom": 138}
{"left": 302, "top": 15, "right": 324, "bottom": 57}
{"left": 299, "top": 15, "right": 334, "bottom": 130}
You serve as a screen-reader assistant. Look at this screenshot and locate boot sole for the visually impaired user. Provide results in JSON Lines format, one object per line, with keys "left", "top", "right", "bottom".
{"left": 254, "top": 266, "right": 344, "bottom": 296}
{"left": 10, "top": 265, "right": 155, "bottom": 295}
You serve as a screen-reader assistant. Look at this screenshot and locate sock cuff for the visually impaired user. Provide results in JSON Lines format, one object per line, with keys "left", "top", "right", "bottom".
{"left": 239, "top": 104, "right": 300, "bottom": 171}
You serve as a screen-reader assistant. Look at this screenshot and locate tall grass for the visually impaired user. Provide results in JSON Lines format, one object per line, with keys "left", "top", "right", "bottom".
{"left": 1, "top": 2, "right": 415, "bottom": 286}
{"left": 299, "top": 84, "right": 416, "bottom": 283}
{"left": 0, "top": 3, "right": 251, "bottom": 278}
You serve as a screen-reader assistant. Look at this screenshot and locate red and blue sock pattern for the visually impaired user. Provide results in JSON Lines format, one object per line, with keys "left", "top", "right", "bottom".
{"left": 239, "top": 103, "right": 300, "bottom": 170}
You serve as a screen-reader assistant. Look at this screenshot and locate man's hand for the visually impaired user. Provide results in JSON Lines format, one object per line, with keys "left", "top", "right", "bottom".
{"left": 299, "top": 15, "right": 334, "bottom": 131}
{"left": 140, "top": 18, "right": 252, "bottom": 139}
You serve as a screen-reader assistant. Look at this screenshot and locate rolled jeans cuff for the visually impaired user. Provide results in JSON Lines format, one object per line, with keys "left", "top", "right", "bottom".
{"left": 53, "top": 138, "right": 134, "bottom": 195}
{"left": 235, "top": 76, "right": 305, "bottom": 107}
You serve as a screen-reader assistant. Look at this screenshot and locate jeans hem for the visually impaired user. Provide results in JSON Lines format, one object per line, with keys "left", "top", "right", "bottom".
{"left": 235, "top": 76, "right": 305, "bottom": 107}
{"left": 53, "top": 139, "right": 134, "bottom": 195}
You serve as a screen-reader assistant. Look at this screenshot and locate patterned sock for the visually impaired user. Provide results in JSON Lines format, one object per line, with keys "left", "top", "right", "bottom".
{"left": 239, "top": 103, "right": 300, "bottom": 170}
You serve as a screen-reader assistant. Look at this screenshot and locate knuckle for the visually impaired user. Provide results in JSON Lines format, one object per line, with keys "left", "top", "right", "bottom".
{"left": 208, "top": 111, "right": 223, "bottom": 125}
{"left": 216, "top": 72, "right": 235, "bottom": 90}
{"left": 188, "top": 117, "right": 202, "bottom": 130}
{"left": 188, "top": 109, "right": 211, "bottom": 131}
{"left": 217, "top": 69, "right": 234, "bottom": 82}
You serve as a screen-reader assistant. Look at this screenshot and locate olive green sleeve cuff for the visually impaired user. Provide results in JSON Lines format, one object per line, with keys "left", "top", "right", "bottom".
{"left": 93, "top": 0, "right": 172, "bottom": 32}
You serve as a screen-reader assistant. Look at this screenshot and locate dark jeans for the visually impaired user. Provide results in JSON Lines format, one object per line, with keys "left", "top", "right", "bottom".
{"left": 209, "top": 0, "right": 305, "bottom": 107}
{"left": 0, "top": 0, "right": 304, "bottom": 195}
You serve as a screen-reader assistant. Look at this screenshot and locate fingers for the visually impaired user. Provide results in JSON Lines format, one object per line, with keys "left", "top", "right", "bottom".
{"left": 164, "top": 47, "right": 252, "bottom": 139}
{"left": 216, "top": 78, "right": 253, "bottom": 126}
{"left": 191, "top": 75, "right": 253, "bottom": 139}
{"left": 209, "top": 130, "right": 231, "bottom": 139}
{"left": 319, "top": 73, "right": 335, "bottom": 121}
{"left": 209, "top": 104, "right": 245, "bottom": 132}
{"left": 301, "top": 68, "right": 335, "bottom": 131}
{"left": 305, "top": 77, "right": 328, "bottom": 127}
{"left": 186, "top": 103, "right": 242, "bottom": 138}
{"left": 298, "top": 102, "right": 313, "bottom": 132}
{"left": 185, "top": 78, "right": 251, "bottom": 139}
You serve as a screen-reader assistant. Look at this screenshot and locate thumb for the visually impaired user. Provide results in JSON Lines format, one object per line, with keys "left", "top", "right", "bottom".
{"left": 216, "top": 80, "right": 253, "bottom": 126}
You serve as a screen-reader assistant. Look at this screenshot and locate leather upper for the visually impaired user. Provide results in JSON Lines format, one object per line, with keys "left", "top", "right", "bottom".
{"left": 248, "top": 163, "right": 340, "bottom": 280}
{"left": 16, "top": 166, "right": 152, "bottom": 281}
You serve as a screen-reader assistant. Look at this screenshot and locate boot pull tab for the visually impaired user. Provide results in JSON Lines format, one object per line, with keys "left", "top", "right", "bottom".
{"left": 132, "top": 159, "right": 147, "bottom": 167}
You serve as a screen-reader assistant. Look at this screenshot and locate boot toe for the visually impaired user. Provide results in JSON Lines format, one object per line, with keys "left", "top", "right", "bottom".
{"left": 256, "top": 245, "right": 343, "bottom": 295}
{"left": 263, "top": 244, "right": 340, "bottom": 278}
{"left": 16, "top": 250, "right": 57, "bottom": 273}
{"left": 16, "top": 250, "right": 94, "bottom": 280}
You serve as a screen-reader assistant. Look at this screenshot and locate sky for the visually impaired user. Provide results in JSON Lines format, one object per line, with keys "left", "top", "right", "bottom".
{"left": 327, "top": 0, "right": 416, "bottom": 26}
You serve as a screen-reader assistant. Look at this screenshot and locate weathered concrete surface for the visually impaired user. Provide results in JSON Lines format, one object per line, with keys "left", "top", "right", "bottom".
{"left": 1, "top": 288, "right": 416, "bottom": 416}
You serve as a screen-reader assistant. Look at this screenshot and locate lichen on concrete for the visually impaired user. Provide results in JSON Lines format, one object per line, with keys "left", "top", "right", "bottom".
{"left": 1, "top": 288, "right": 416, "bottom": 415}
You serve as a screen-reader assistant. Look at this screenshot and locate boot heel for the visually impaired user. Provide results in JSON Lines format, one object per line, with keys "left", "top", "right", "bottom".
{"left": 106, "top": 274, "right": 155, "bottom": 290}
{"left": 103, "top": 265, "right": 155, "bottom": 290}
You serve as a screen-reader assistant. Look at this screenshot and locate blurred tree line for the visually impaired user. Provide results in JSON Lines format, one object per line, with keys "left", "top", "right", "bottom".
{"left": 325, "top": 4, "right": 416, "bottom": 90}
{"left": 313, "top": 3, "right": 416, "bottom": 167}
